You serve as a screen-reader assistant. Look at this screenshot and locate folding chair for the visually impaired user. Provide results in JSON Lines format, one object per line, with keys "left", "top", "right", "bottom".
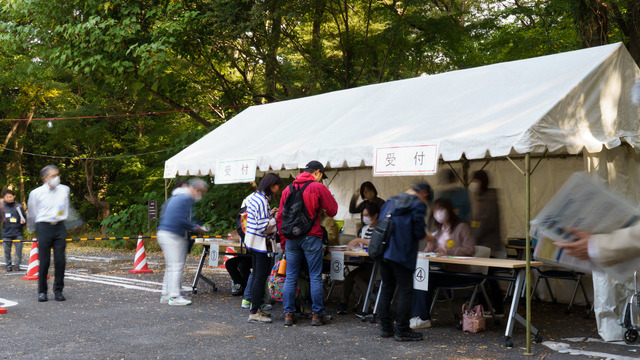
{"left": 531, "top": 267, "right": 591, "bottom": 316}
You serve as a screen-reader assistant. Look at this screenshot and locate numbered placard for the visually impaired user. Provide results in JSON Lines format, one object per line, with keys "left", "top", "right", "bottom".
{"left": 330, "top": 251, "right": 345, "bottom": 281}
{"left": 413, "top": 257, "right": 429, "bottom": 291}
{"left": 208, "top": 244, "right": 220, "bottom": 267}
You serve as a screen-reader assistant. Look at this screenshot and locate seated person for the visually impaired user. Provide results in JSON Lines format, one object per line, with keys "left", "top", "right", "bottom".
{"left": 410, "top": 198, "right": 476, "bottom": 329}
{"left": 349, "top": 181, "right": 385, "bottom": 223}
{"left": 337, "top": 202, "right": 380, "bottom": 314}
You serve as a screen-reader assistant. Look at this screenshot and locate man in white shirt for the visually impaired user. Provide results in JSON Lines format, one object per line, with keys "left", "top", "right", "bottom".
{"left": 27, "top": 165, "right": 71, "bottom": 302}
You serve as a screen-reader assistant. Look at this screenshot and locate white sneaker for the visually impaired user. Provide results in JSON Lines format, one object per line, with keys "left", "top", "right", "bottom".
{"left": 160, "top": 296, "right": 170, "bottom": 304}
{"left": 168, "top": 296, "right": 192, "bottom": 306}
{"left": 410, "top": 318, "right": 431, "bottom": 329}
{"left": 248, "top": 309, "right": 273, "bottom": 323}
{"left": 409, "top": 317, "right": 419, "bottom": 329}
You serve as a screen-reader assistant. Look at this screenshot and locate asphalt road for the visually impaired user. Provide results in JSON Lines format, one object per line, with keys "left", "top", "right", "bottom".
{"left": 1, "top": 245, "right": 639, "bottom": 360}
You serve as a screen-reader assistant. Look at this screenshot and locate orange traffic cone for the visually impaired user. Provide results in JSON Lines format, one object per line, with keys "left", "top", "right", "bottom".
{"left": 129, "top": 236, "right": 153, "bottom": 274}
{"left": 22, "top": 240, "right": 49, "bottom": 281}
{"left": 219, "top": 246, "right": 236, "bottom": 269}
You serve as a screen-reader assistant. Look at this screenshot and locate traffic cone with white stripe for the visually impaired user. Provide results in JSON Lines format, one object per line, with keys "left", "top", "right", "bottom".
{"left": 22, "top": 239, "right": 49, "bottom": 281}
{"left": 219, "top": 246, "right": 236, "bottom": 269}
{"left": 129, "top": 236, "right": 153, "bottom": 274}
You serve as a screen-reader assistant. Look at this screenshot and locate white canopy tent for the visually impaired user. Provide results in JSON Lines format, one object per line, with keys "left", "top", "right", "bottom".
{"left": 165, "top": 43, "right": 640, "bottom": 344}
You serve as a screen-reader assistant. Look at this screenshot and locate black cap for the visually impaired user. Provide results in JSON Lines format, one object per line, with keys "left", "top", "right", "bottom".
{"left": 305, "top": 160, "right": 328, "bottom": 179}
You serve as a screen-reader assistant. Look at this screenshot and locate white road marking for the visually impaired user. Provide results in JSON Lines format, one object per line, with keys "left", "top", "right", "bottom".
{"left": 563, "top": 337, "right": 640, "bottom": 349}
{"left": 543, "top": 341, "right": 639, "bottom": 360}
{"left": 66, "top": 271, "right": 193, "bottom": 293}
{"left": 67, "top": 255, "right": 118, "bottom": 262}
{"left": 0, "top": 298, "right": 18, "bottom": 307}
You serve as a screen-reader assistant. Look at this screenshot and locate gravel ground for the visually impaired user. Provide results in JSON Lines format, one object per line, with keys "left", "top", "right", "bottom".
{"left": 1, "top": 244, "right": 639, "bottom": 360}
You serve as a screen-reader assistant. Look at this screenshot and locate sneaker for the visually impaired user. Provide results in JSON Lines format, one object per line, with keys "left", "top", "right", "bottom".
{"left": 241, "top": 299, "right": 251, "bottom": 309}
{"left": 248, "top": 309, "right": 273, "bottom": 323}
{"left": 483, "top": 311, "right": 505, "bottom": 319}
{"left": 409, "top": 317, "right": 418, "bottom": 329}
{"left": 337, "top": 303, "right": 348, "bottom": 315}
{"left": 260, "top": 303, "right": 273, "bottom": 311}
{"left": 284, "top": 312, "right": 297, "bottom": 326}
{"left": 394, "top": 330, "right": 424, "bottom": 341}
{"left": 311, "top": 312, "right": 333, "bottom": 326}
{"left": 160, "top": 296, "right": 170, "bottom": 304}
{"left": 168, "top": 296, "right": 192, "bottom": 306}
{"left": 6, "top": 265, "right": 12, "bottom": 272}
{"left": 410, "top": 318, "right": 431, "bottom": 329}
{"left": 231, "top": 283, "right": 243, "bottom": 296}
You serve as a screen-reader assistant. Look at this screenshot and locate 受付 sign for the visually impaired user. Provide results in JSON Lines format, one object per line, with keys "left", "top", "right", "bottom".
{"left": 373, "top": 144, "right": 439, "bottom": 176}
{"left": 214, "top": 158, "right": 257, "bottom": 184}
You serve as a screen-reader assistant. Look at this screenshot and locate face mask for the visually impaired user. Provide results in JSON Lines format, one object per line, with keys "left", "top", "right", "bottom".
{"left": 434, "top": 209, "right": 448, "bottom": 224}
{"left": 362, "top": 216, "right": 372, "bottom": 225}
{"left": 194, "top": 193, "right": 202, "bottom": 202}
{"left": 468, "top": 181, "right": 481, "bottom": 193}
{"left": 48, "top": 176, "right": 60, "bottom": 188}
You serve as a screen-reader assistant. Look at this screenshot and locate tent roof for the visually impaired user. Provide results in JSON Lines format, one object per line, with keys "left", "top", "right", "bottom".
{"left": 165, "top": 43, "right": 640, "bottom": 178}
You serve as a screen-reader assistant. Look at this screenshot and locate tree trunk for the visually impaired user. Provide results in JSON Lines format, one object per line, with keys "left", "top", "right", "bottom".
{"left": 82, "top": 159, "right": 110, "bottom": 223}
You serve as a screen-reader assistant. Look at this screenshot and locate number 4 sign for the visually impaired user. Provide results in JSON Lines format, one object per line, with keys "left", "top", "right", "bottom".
{"left": 413, "top": 257, "right": 429, "bottom": 291}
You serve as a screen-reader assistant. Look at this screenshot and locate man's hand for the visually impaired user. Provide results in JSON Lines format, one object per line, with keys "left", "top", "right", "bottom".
{"left": 554, "top": 230, "right": 591, "bottom": 260}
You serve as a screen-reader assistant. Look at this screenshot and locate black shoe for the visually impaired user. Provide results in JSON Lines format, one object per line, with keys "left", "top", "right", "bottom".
{"left": 380, "top": 329, "right": 394, "bottom": 338}
{"left": 54, "top": 292, "right": 66, "bottom": 301}
{"left": 394, "top": 330, "right": 424, "bottom": 341}
{"left": 6, "top": 265, "right": 12, "bottom": 272}
{"left": 337, "top": 303, "right": 348, "bottom": 315}
{"left": 38, "top": 293, "right": 48, "bottom": 302}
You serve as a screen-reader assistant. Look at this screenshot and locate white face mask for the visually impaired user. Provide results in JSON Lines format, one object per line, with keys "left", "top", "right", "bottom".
{"left": 48, "top": 176, "right": 61, "bottom": 188}
{"left": 362, "top": 216, "right": 372, "bottom": 225}
{"left": 433, "top": 209, "right": 448, "bottom": 224}
{"left": 194, "top": 193, "right": 202, "bottom": 202}
{"left": 468, "top": 181, "right": 481, "bottom": 193}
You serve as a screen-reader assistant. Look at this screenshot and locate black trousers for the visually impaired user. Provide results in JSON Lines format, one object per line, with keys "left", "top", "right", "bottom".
{"left": 36, "top": 222, "right": 67, "bottom": 294}
{"left": 249, "top": 251, "right": 272, "bottom": 314}
{"left": 225, "top": 256, "right": 252, "bottom": 289}
{"left": 378, "top": 259, "right": 414, "bottom": 334}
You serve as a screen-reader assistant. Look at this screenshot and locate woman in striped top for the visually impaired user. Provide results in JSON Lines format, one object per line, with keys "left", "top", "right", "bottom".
{"left": 243, "top": 173, "right": 284, "bottom": 324}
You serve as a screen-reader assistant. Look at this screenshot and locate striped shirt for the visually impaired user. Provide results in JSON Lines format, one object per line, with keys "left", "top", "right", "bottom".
{"left": 244, "top": 191, "right": 273, "bottom": 253}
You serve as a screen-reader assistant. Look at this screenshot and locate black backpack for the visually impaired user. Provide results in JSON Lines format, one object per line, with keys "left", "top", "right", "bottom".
{"left": 281, "top": 181, "right": 319, "bottom": 239}
{"left": 368, "top": 198, "right": 395, "bottom": 261}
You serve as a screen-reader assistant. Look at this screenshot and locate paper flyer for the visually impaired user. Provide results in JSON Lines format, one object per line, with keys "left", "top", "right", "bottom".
{"left": 531, "top": 172, "right": 640, "bottom": 278}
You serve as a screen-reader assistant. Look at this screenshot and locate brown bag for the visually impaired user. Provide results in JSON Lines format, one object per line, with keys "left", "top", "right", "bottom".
{"left": 462, "top": 303, "right": 486, "bottom": 333}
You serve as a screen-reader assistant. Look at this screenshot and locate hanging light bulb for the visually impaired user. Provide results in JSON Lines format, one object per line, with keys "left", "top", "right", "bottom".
{"left": 47, "top": 120, "right": 53, "bottom": 128}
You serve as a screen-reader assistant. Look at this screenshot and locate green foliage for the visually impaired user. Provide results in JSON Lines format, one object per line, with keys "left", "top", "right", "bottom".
{"left": 194, "top": 181, "right": 254, "bottom": 235}
{"left": 100, "top": 192, "right": 162, "bottom": 247}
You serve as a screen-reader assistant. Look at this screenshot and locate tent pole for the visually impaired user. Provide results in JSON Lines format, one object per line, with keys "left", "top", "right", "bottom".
{"left": 525, "top": 153, "right": 532, "bottom": 355}
{"left": 165, "top": 178, "right": 169, "bottom": 200}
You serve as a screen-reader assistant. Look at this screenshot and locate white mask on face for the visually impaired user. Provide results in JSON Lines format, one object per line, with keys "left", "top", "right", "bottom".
{"left": 194, "top": 193, "right": 202, "bottom": 202}
{"left": 362, "top": 216, "right": 372, "bottom": 225}
{"left": 48, "top": 176, "right": 61, "bottom": 188}
{"left": 468, "top": 181, "right": 481, "bottom": 194}
{"left": 433, "top": 209, "right": 448, "bottom": 224}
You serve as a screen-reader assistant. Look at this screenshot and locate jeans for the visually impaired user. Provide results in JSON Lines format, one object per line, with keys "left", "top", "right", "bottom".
{"left": 378, "top": 259, "right": 414, "bottom": 334}
{"left": 283, "top": 235, "right": 324, "bottom": 314}
{"left": 250, "top": 251, "right": 271, "bottom": 313}
{"left": 36, "top": 223, "right": 67, "bottom": 294}
{"left": 243, "top": 272, "right": 253, "bottom": 301}
{"left": 157, "top": 230, "right": 188, "bottom": 298}
{"left": 3, "top": 236, "right": 23, "bottom": 267}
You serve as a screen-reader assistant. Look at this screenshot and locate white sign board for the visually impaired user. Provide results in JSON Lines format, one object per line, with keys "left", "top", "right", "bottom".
{"left": 413, "top": 257, "right": 429, "bottom": 291}
{"left": 373, "top": 144, "right": 439, "bottom": 176}
{"left": 215, "top": 158, "right": 257, "bottom": 184}
{"left": 208, "top": 244, "right": 220, "bottom": 267}
{"left": 330, "top": 252, "right": 345, "bottom": 281}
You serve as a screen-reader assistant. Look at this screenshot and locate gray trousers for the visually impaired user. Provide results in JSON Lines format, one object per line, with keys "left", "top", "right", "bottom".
{"left": 157, "top": 230, "right": 188, "bottom": 298}
{"left": 3, "top": 236, "right": 23, "bottom": 267}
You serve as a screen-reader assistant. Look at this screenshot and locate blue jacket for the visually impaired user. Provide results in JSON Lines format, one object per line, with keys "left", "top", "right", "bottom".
{"left": 381, "top": 193, "right": 426, "bottom": 270}
{"left": 158, "top": 193, "right": 198, "bottom": 236}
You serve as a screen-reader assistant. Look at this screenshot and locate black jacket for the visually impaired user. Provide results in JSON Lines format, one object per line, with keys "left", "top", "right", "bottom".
{"left": 2, "top": 202, "right": 25, "bottom": 239}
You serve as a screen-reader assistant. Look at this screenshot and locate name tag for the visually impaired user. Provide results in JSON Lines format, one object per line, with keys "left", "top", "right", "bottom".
{"left": 10, "top": 217, "right": 16, "bottom": 223}
{"left": 4, "top": 212, "right": 10, "bottom": 218}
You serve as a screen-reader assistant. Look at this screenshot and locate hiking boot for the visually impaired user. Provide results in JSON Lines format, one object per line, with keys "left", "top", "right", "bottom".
{"left": 248, "top": 309, "right": 273, "bottom": 323}
{"left": 241, "top": 299, "right": 251, "bottom": 309}
{"left": 337, "top": 303, "right": 348, "bottom": 315}
{"left": 394, "top": 330, "right": 424, "bottom": 341}
{"left": 284, "top": 312, "right": 297, "bottom": 326}
{"left": 311, "top": 312, "right": 333, "bottom": 326}
{"left": 168, "top": 296, "right": 192, "bottom": 306}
